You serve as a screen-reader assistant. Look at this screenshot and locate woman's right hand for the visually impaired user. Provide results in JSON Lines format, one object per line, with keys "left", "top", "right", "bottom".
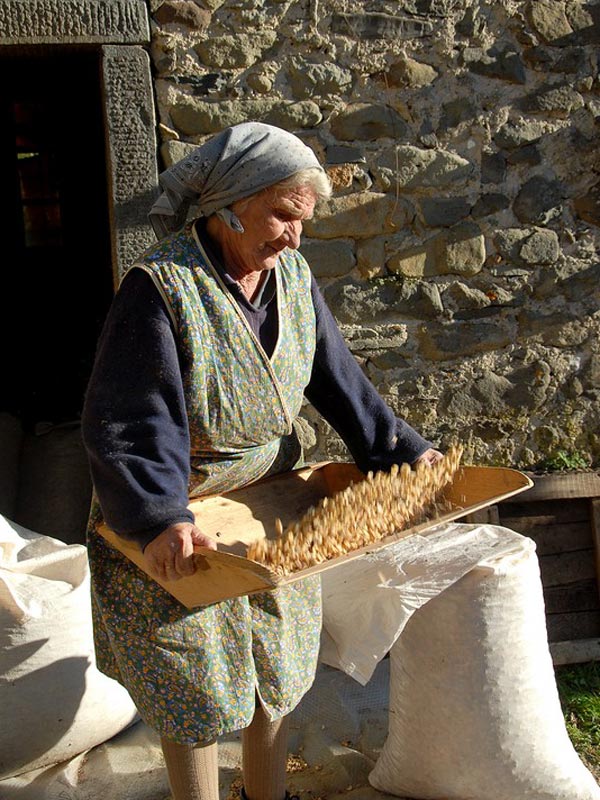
{"left": 143, "top": 522, "right": 217, "bottom": 582}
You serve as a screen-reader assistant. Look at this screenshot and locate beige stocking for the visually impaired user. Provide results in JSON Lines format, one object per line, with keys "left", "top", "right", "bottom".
{"left": 242, "top": 701, "right": 289, "bottom": 800}
{"left": 161, "top": 736, "right": 219, "bottom": 800}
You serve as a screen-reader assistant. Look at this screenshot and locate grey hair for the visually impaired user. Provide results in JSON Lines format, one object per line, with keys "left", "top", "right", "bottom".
{"left": 273, "top": 167, "right": 333, "bottom": 201}
{"left": 230, "top": 167, "right": 332, "bottom": 215}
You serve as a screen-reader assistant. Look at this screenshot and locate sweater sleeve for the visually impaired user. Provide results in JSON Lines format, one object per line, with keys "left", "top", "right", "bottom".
{"left": 81, "top": 268, "right": 194, "bottom": 550}
{"left": 304, "top": 275, "right": 433, "bottom": 473}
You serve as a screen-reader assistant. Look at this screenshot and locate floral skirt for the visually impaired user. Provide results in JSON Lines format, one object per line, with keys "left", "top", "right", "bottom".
{"left": 87, "top": 526, "right": 322, "bottom": 744}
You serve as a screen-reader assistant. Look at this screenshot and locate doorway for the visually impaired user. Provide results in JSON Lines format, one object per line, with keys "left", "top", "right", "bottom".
{"left": 0, "top": 47, "right": 114, "bottom": 540}
{"left": 0, "top": 47, "right": 114, "bottom": 427}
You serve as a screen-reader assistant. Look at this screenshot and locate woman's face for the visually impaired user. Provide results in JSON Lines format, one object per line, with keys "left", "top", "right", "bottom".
{"left": 219, "top": 184, "right": 317, "bottom": 277}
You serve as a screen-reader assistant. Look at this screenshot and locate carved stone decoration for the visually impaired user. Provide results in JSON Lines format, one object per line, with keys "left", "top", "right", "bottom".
{"left": 101, "top": 45, "right": 158, "bottom": 280}
{"left": 0, "top": 0, "right": 149, "bottom": 45}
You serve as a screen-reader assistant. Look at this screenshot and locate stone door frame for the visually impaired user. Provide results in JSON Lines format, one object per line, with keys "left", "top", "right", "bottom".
{"left": 0, "top": 0, "right": 158, "bottom": 282}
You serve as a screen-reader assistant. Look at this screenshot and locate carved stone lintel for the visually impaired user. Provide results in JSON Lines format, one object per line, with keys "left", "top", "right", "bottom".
{"left": 0, "top": 0, "right": 149, "bottom": 45}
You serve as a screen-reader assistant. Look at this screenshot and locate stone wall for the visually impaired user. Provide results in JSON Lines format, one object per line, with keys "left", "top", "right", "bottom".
{"left": 148, "top": 0, "right": 600, "bottom": 469}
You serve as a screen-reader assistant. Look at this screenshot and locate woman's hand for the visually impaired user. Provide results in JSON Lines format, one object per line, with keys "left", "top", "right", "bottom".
{"left": 143, "top": 522, "right": 218, "bottom": 582}
{"left": 413, "top": 448, "right": 444, "bottom": 467}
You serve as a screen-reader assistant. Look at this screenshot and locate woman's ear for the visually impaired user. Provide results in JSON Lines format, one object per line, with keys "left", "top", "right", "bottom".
{"left": 215, "top": 207, "right": 245, "bottom": 233}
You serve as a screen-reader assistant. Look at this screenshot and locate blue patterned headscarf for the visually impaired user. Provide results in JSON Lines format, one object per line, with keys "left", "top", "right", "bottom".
{"left": 149, "top": 122, "right": 324, "bottom": 239}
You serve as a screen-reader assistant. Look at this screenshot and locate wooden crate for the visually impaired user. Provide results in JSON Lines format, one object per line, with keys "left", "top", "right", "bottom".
{"left": 468, "top": 472, "right": 600, "bottom": 666}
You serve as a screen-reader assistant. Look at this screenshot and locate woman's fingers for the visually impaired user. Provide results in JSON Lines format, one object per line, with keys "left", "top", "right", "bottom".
{"left": 144, "top": 523, "right": 216, "bottom": 581}
{"left": 175, "top": 534, "right": 197, "bottom": 577}
{"left": 190, "top": 527, "right": 218, "bottom": 551}
{"left": 413, "top": 448, "right": 444, "bottom": 467}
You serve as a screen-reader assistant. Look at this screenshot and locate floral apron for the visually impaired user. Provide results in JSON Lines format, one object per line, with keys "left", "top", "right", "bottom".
{"left": 87, "top": 225, "right": 321, "bottom": 744}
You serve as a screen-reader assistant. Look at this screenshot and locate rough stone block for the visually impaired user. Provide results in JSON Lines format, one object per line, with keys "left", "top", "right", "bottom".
{"left": 289, "top": 60, "right": 353, "bottom": 99}
{"left": 300, "top": 240, "right": 356, "bottom": 278}
{"left": 471, "top": 193, "right": 510, "bottom": 218}
{"left": 468, "top": 46, "right": 527, "bottom": 84}
{"left": 574, "top": 182, "right": 600, "bottom": 227}
{"left": 418, "top": 319, "right": 513, "bottom": 361}
{"left": 481, "top": 152, "right": 507, "bottom": 184}
{"left": 471, "top": 371, "right": 513, "bottom": 415}
{"left": 195, "top": 32, "right": 276, "bottom": 69}
{"left": 518, "top": 229, "right": 560, "bottom": 265}
{"left": 330, "top": 12, "right": 433, "bottom": 40}
{"left": 513, "top": 176, "right": 563, "bottom": 224}
{"left": 560, "top": 262, "right": 600, "bottom": 305}
{"left": 522, "top": 84, "right": 584, "bottom": 115}
{"left": 323, "top": 277, "right": 441, "bottom": 325}
{"left": 493, "top": 119, "right": 546, "bottom": 149}
{"left": 438, "top": 97, "right": 478, "bottom": 131}
{"left": 386, "top": 55, "right": 437, "bottom": 88}
{"left": 387, "top": 244, "right": 432, "bottom": 278}
{"left": 419, "top": 197, "right": 472, "bottom": 227}
{"left": 326, "top": 145, "right": 366, "bottom": 165}
{"left": 305, "top": 193, "right": 414, "bottom": 240}
{"left": 170, "top": 98, "right": 321, "bottom": 135}
{"left": 566, "top": 2, "right": 600, "bottom": 45}
{"left": 330, "top": 103, "right": 408, "bottom": 142}
{"left": 506, "top": 144, "right": 541, "bottom": 166}
{"left": 442, "top": 282, "right": 492, "bottom": 312}
{"left": 356, "top": 237, "right": 386, "bottom": 279}
{"left": 160, "top": 139, "right": 197, "bottom": 167}
{"left": 377, "top": 145, "right": 473, "bottom": 189}
{"left": 153, "top": 1, "right": 211, "bottom": 28}
{"left": 436, "top": 221, "right": 486, "bottom": 276}
{"left": 526, "top": 0, "right": 573, "bottom": 44}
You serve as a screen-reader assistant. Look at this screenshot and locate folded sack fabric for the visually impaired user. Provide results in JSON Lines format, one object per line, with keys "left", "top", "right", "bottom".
{"left": 0, "top": 514, "right": 138, "bottom": 779}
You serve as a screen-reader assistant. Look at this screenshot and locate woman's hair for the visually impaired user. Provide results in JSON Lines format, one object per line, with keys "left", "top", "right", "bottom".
{"left": 274, "top": 167, "right": 333, "bottom": 201}
{"left": 230, "top": 167, "right": 332, "bottom": 215}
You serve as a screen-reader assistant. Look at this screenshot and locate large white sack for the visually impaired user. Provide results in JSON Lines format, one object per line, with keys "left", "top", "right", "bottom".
{"left": 0, "top": 515, "right": 138, "bottom": 779}
{"left": 369, "top": 542, "right": 600, "bottom": 800}
{"left": 320, "top": 522, "right": 530, "bottom": 685}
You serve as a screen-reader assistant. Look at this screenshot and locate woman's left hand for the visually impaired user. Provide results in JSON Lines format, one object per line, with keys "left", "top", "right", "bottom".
{"left": 413, "top": 448, "right": 444, "bottom": 467}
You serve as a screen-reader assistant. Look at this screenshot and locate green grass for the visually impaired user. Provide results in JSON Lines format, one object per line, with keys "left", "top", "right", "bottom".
{"left": 538, "top": 449, "right": 590, "bottom": 472}
{"left": 555, "top": 661, "right": 600, "bottom": 779}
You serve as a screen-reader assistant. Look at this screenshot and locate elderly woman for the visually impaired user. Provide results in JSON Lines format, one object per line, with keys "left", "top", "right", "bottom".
{"left": 82, "top": 122, "right": 440, "bottom": 800}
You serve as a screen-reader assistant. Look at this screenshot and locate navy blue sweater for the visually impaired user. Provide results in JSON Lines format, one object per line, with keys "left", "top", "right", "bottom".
{"left": 82, "top": 242, "right": 432, "bottom": 549}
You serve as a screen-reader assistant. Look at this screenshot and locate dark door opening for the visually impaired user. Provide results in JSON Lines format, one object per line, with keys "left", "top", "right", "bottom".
{"left": 0, "top": 48, "right": 115, "bottom": 541}
{"left": 0, "top": 48, "right": 114, "bottom": 430}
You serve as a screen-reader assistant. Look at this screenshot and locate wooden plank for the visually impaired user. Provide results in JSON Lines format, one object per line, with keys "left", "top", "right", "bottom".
{"left": 499, "top": 520, "right": 591, "bottom": 556}
{"left": 543, "top": 580, "right": 600, "bottom": 614}
{"left": 498, "top": 498, "right": 589, "bottom": 523}
{"left": 550, "top": 638, "right": 600, "bottom": 666}
{"left": 461, "top": 505, "right": 499, "bottom": 524}
{"left": 546, "top": 611, "right": 600, "bottom": 643}
{"left": 520, "top": 472, "right": 600, "bottom": 502}
{"left": 539, "top": 550, "right": 597, "bottom": 587}
{"left": 592, "top": 498, "right": 600, "bottom": 605}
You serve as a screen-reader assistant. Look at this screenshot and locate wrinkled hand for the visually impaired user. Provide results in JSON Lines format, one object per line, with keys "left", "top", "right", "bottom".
{"left": 143, "top": 522, "right": 217, "bottom": 582}
{"left": 413, "top": 448, "right": 444, "bottom": 467}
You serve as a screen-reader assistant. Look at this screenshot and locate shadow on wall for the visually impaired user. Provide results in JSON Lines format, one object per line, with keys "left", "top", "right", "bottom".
{"left": 0, "top": 413, "right": 91, "bottom": 545}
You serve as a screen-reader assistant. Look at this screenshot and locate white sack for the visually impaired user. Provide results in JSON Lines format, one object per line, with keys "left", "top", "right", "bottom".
{"left": 0, "top": 515, "right": 138, "bottom": 779}
{"left": 320, "top": 522, "right": 527, "bottom": 684}
{"left": 369, "top": 541, "right": 600, "bottom": 800}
